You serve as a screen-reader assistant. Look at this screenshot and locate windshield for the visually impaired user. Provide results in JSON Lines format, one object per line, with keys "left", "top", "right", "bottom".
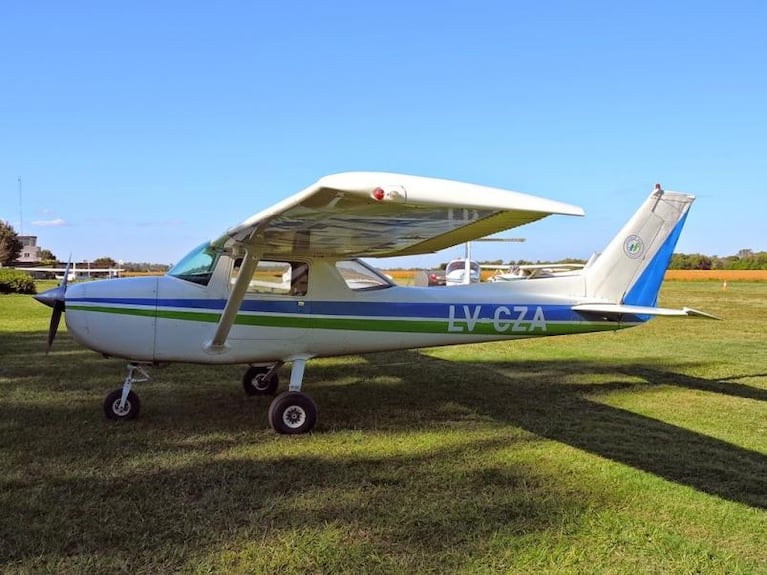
{"left": 446, "top": 260, "right": 480, "bottom": 274}
{"left": 168, "top": 242, "right": 220, "bottom": 286}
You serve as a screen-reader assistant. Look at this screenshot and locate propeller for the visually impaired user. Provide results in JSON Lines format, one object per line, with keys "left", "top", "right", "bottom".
{"left": 33, "top": 258, "right": 72, "bottom": 351}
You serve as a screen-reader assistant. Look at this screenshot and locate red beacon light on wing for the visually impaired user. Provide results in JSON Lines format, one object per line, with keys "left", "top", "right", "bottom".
{"left": 654, "top": 183, "right": 663, "bottom": 192}
{"left": 371, "top": 185, "right": 406, "bottom": 203}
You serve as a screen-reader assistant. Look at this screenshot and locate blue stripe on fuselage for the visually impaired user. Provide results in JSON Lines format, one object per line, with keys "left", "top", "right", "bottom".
{"left": 66, "top": 297, "right": 595, "bottom": 323}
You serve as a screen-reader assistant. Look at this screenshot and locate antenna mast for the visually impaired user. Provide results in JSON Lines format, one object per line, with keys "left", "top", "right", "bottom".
{"left": 18, "top": 177, "right": 23, "bottom": 234}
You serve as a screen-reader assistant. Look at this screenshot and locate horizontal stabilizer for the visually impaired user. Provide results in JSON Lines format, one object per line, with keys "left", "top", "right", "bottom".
{"left": 573, "top": 303, "right": 721, "bottom": 320}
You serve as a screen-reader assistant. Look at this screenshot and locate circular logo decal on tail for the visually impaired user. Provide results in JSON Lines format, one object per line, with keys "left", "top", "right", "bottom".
{"left": 623, "top": 235, "right": 644, "bottom": 259}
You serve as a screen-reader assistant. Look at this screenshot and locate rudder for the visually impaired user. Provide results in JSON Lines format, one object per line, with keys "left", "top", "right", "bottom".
{"left": 584, "top": 185, "right": 695, "bottom": 306}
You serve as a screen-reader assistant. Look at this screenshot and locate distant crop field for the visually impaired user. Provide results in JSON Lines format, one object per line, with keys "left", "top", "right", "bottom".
{"left": 382, "top": 268, "right": 415, "bottom": 280}
{"left": 665, "top": 269, "right": 767, "bottom": 281}
{"left": 1, "top": 281, "right": 766, "bottom": 573}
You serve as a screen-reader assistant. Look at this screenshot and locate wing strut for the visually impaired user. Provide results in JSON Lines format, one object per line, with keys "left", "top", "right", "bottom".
{"left": 204, "top": 246, "right": 262, "bottom": 352}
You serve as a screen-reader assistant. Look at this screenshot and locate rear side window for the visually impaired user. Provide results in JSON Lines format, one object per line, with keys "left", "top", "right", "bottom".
{"left": 232, "top": 260, "right": 309, "bottom": 296}
{"left": 335, "top": 259, "right": 393, "bottom": 291}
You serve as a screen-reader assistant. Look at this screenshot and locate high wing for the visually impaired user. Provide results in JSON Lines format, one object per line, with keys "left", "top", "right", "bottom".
{"left": 216, "top": 172, "right": 584, "bottom": 259}
{"left": 15, "top": 265, "right": 125, "bottom": 275}
{"left": 205, "top": 172, "right": 584, "bottom": 351}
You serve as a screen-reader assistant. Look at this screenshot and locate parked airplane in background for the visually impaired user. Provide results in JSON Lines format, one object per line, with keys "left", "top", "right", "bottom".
{"left": 33, "top": 172, "right": 717, "bottom": 434}
{"left": 444, "top": 258, "right": 481, "bottom": 285}
{"left": 444, "top": 237, "right": 525, "bottom": 285}
{"left": 485, "top": 262, "right": 586, "bottom": 282}
{"left": 19, "top": 262, "right": 125, "bottom": 282}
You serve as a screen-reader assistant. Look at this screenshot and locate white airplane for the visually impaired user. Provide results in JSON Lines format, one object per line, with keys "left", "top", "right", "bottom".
{"left": 444, "top": 237, "right": 524, "bottom": 285}
{"left": 485, "top": 262, "right": 586, "bottom": 281}
{"left": 19, "top": 262, "right": 125, "bottom": 281}
{"left": 33, "top": 172, "right": 717, "bottom": 434}
{"left": 444, "top": 258, "right": 481, "bottom": 285}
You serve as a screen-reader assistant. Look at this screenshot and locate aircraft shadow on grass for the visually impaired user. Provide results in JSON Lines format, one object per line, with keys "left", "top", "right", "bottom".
{"left": 4, "top": 331, "right": 767, "bottom": 513}
{"left": 0, "top": 333, "right": 583, "bottom": 566}
{"left": 339, "top": 349, "right": 767, "bottom": 510}
{"left": 5, "top": 332, "right": 767, "bottom": 511}
{"left": 1, "top": 429, "right": 582, "bottom": 567}
{"left": 2, "top": 332, "right": 767, "bottom": 566}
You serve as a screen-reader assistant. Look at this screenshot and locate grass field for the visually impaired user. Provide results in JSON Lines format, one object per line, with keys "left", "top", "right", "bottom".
{"left": 1, "top": 281, "right": 766, "bottom": 573}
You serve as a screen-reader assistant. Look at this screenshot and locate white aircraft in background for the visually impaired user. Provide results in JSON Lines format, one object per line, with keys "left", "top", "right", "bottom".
{"left": 444, "top": 258, "right": 481, "bottom": 285}
{"left": 444, "top": 238, "right": 524, "bottom": 286}
{"left": 34, "top": 172, "right": 717, "bottom": 434}
{"left": 19, "top": 262, "right": 125, "bottom": 282}
{"left": 485, "top": 262, "right": 586, "bottom": 282}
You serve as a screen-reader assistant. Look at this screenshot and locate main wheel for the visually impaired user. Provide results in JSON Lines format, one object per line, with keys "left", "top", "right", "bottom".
{"left": 268, "top": 392, "right": 317, "bottom": 435}
{"left": 242, "top": 366, "right": 279, "bottom": 396}
{"left": 104, "top": 389, "right": 141, "bottom": 420}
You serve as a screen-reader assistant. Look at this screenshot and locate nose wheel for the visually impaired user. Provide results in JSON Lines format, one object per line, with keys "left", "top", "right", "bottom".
{"left": 242, "top": 364, "right": 280, "bottom": 396}
{"left": 104, "top": 388, "right": 141, "bottom": 420}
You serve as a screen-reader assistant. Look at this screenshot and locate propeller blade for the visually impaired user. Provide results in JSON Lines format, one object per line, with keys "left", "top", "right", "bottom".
{"left": 33, "top": 258, "right": 71, "bottom": 351}
{"left": 47, "top": 300, "right": 65, "bottom": 351}
{"left": 61, "top": 256, "right": 72, "bottom": 289}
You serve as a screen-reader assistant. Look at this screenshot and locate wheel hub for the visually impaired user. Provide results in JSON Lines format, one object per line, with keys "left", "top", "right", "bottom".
{"left": 112, "top": 399, "right": 131, "bottom": 417}
{"left": 283, "top": 405, "right": 306, "bottom": 428}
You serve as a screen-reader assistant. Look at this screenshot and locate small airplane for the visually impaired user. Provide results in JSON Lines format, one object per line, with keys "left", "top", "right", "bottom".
{"left": 485, "top": 262, "right": 587, "bottom": 281}
{"left": 444, "top": 258, "right": 481, "bottom": 285}
{"left": 444, "top": 237, "right": 525, "bottom": 285}
{"left": 19, "top": 262, "right": 125, "bottom": 282}
{"left": 33, "top": 172, "right": 718, "bottom": 434}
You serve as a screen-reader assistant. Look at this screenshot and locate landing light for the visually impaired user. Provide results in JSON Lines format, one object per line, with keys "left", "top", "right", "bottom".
{"left": 370, "top": 185, "right": 406, "bottom": 203}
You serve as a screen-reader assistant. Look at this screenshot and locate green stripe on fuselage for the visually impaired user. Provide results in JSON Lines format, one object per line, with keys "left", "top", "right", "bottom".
{"left": 66, "top": 304, "right": 623, "bottom": 336}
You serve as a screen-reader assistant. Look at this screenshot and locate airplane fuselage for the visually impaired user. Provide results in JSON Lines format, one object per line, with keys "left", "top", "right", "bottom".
{"left": 63, "top": 257, "right": 633, "bottom": 365}
{"left": 33, "top": 175, "right": 706, "bottom": 434}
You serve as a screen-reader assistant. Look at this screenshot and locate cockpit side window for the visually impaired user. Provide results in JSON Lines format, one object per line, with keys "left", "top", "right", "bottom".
{"left": 167, "top": 242, "right": 220, "bottom": 286}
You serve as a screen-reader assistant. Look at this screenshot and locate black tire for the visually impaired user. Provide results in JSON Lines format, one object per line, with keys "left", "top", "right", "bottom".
{"left": 103, "top": 389, "right": 141, "bottom": 420}
{"left": 268, "top": 392, "right": 317, "bottom": 435}
{"left": 242, "top": 366, "right": 279, "bottom": 396}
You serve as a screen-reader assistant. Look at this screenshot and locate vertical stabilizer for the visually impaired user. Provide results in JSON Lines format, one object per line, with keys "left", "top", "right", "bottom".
{"left": 584, "top": 186, "right": 694, "bottom": 306}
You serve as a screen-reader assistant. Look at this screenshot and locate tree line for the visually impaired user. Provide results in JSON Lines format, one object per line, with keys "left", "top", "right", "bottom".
{"left": 669, "top": 250, "right": 767, "bottom": 270}
{"left": 0, "top": 221, "right": 169, "bottom": 272}
{"left": 2, "top": 220, "right": 765, "bottom": 271}
{"left": 476, "top": 251, "right": 767, "bottom": 270}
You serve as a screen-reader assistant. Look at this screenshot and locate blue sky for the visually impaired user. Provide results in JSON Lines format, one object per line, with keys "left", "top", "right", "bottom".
{"left": 1, "top": 1, "right": 765, "bottom": 268}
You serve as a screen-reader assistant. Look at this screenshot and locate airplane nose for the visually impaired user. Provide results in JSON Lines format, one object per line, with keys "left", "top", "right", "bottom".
{"left": 33, "top": 285, "right": 66, "bottom": 309}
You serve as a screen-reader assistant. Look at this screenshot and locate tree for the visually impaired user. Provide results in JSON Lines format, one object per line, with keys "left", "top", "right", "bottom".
{"left": 93, "top": 256, "right": 117, "bottom": 268}
{"left": 0, "top": 220, "right": 23, "bottom": 266}
{"left": 670, "top": 253, "right": 712, "bottom": 270}
{"left": 39, "top": 249, "right": 57, "bottom": 264}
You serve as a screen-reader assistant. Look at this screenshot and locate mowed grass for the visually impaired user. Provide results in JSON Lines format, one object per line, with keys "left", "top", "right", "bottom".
{"left": 1, "top": 281, "right": 766, "bottom": 574}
